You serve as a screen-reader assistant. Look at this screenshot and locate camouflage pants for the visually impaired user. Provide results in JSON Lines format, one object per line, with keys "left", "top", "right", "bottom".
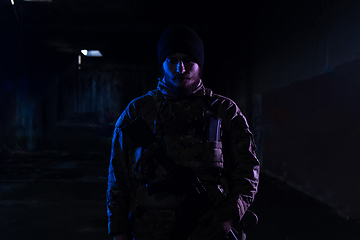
{"left": 133, "top": 208, "right": 179, "bottom": 240}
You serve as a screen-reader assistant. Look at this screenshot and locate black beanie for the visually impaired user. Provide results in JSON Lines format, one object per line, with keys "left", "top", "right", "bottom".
{"left": 157, "top": 26, "right": 204, "bottom": 68}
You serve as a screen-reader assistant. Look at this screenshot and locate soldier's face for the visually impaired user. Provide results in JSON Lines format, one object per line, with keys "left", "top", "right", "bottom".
{"left": 162, "top": 53, "right": 201, "bottom": 95}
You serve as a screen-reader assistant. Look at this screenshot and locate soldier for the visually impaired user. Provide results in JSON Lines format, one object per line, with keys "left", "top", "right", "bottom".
{"left": 107, "top": 26, "right": 260, "bottom": 240}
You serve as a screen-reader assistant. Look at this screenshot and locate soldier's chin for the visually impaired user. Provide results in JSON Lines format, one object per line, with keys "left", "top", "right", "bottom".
{"left": 173, "top": 81, "right": 189, "bottom": 88}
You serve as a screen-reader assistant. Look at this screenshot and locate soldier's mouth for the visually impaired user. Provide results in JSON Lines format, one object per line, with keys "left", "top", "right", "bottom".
{"left": 174, "top": 76, "right": 190, "bottom": 80}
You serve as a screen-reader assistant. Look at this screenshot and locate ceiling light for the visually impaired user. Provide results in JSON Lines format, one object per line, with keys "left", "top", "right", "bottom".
{"left": 81, "top": 49, "right": 103, "bottom": 57}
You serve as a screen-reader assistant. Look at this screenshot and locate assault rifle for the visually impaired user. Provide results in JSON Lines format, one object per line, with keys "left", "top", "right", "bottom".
{"left": 121, "top": 116, "right": 240, "bottom": 240}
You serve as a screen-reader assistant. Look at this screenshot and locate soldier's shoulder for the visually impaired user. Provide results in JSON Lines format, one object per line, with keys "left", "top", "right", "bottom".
{"left": 210, "top": 92, "right": 238, "bottom": 110}
{"left": 207, "top": 91, "right": 247, "bottom": 127}
{"left": 129, "top": 90, "right": 157, "bottom": 106}
{"left": 115, "top": 90, "right": 157, "bottom": 128}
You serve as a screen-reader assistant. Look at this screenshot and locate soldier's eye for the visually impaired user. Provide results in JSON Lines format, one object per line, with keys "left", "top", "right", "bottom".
{"left": 166, "top": 58, "right": 178, "bottom": 64}
{"left": 183, "top": 58, "right": 195, "bottom": 63}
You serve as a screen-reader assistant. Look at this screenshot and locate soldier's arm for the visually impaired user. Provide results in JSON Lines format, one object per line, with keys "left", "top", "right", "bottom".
{"left": 107, "top": 111, "right": 133, "bottom": 235}
{"left": 222, "top": 100, "right": 260, "bottom": 222}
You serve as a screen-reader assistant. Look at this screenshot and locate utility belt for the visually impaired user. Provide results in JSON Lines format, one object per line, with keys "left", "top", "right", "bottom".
{"left": 133, "top": 179, "right": 228, "bottom": 210}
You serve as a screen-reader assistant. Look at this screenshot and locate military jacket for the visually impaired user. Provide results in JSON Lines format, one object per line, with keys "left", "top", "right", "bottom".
{"left": 107, "top": 79, "right": 260, "bottom": 236}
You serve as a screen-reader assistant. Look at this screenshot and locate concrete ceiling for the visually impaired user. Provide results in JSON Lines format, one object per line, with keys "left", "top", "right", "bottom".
{"left": 1, "top": 0, "right": 330, "bottom": 56}
{"left": 2, "top": 0, "right": 271, "bottom": 59}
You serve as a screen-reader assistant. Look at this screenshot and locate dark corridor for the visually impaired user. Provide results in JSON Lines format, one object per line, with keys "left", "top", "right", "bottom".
{"left": 2, "top": 0, "right": 360, "bottom": 239}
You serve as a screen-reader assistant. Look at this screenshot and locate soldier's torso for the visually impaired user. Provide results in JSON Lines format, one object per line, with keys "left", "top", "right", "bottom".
{"left": 129, "top": 91, "right": 230, "bottom": 239}
{"left": 135, "top": 95, "right": 224, "bottom": 183}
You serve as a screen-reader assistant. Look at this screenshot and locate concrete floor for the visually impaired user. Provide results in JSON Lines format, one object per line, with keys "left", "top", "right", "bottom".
{"left": 1, "top": 150, "right": 359, "bottom": 240}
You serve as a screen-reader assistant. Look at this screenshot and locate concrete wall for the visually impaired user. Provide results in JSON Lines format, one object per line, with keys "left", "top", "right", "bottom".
{"left": 0, "top": 29, "right": 158, "bottom": 153}
{"left": 55, "top": 58, "right": 159, "bottom": 151}
{"left": 252, "top": 0, "right": 360, "bottom": 219}
{"left": 1, "top": 27, "right": 60, "bottom": 152}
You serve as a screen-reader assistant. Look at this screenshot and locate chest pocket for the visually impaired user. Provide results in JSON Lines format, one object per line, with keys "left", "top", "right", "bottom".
{"left": 161, "top": 115, "right": 224, "bottom": 171}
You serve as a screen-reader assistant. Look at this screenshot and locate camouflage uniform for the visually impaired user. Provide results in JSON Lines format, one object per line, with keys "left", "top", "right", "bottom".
{"left": 107, "top": 78, "right": 260, "bottom": 239}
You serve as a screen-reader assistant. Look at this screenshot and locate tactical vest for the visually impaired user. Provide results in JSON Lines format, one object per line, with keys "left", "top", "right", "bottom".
{"left": 135, "top": 88, "right": 225, "bottom": 182}
{"left": 130, "top": 88, "right": 229, "bottom": 238}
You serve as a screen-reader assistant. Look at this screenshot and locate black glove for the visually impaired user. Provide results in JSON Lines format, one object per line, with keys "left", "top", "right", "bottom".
{"left": 192, "top": 205, "right": 239, "bottom": 240}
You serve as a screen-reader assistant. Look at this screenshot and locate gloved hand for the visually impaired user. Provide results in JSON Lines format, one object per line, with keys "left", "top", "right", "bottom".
{"left": 192, "top": 205, "right": 239, "bottom": 240}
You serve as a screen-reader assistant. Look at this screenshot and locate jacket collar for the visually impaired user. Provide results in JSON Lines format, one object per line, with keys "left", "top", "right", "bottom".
{"left": 157, "top": 77, "right": 206, "bottom": 98}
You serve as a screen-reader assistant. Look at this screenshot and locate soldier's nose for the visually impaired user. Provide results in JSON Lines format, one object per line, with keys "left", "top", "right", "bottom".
{"left": 176, "top": 61, "right": 185, "bottom": 74}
